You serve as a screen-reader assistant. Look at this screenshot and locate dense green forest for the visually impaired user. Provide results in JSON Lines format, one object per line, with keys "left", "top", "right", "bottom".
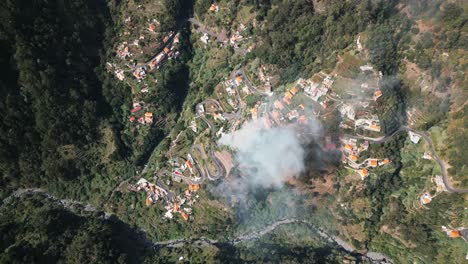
{"left": 0, "top": 0, "right": 121, "bottom": 198}
{"left": 0, "top": 0, "right": 191, "bottom": 201}
{"left": 0, "top": 194, "right": 151, "bottom": 263}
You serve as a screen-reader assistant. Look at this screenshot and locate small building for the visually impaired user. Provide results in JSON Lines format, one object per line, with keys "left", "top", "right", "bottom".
{"left": 234, "top": 76, "right": 243, "bottom": 86}
{"left": 181, "top": 212, "right": 189, "bottom": 221}
{"left": 189, "top": 184, "right": 200, "bottom": 191}
{"left": 378, "top": 158, "right": 391, "bottom": 166}
{"left": 408, "top": 131, "right": 421, "bottom": 144}
{"left": 186, "top": 160, "right": 194, "bottom": 173}
{"left": 250, "top": 107, "right": 258, "bottom": 120}
{"left": 208, "top": 3, "right": 219, "bottom": 12}
{"left": 274, "top": 100, "right": 285, "bottom": 110}
{"left": 131, "top": 106, "right": 142, "bottom": 113}
{"left": 420, "top": 192, "right": 432, "bottom": 205}
{"left": 344, "top": 144, "right": 354, "bottom": 153}
{"left": 288, "top": 110, "right": 299, "bottom": 120}
{"left": 213, "top": 112, "right": 226, "bottom": 121}
{"left": 115, "top": 69, "right": 125, "bottom": 81}
{"left": 200, "top": 33, "right": 209, "bottom": 44}
{"left": 369, "top": 159, "right": 378, "bottom": 167}
{"left": 349, "top": 154, "right": 359, "bottom": 162}
{"left": 290, "top": 86, "right": 299, "bottom": 95}
{"left": 173, "top": 202, "right": 180, "bottom": 213}
{"left": 373, "top": 90, "right": 383, "bottom": 101}
{"left": 423, "top": 152, "right": 432, "bottom": 160}
{"left": 358, "top": 168, "right": 369, "bottom": 180}
{"left": 368, "top": 123, "right": 381, "bottom": 132}
{"left": 144, "top": 112, "right": 153, "bottom": 124}
{"left": 434, "top": 175, "right": 447, "bottom": 192}
{"left": 360, "top": 65, "right": 374, "bottom": 72}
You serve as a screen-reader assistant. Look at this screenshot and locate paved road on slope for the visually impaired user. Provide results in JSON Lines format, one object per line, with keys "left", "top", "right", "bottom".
{"left": 237, "top": 68, "right": 271, "bottom": 96}
{"left": 346, "top": 126, "right": 468, "bottom": 193}
{"left": 193, "top": 100, "right": 227, "bottom": 181}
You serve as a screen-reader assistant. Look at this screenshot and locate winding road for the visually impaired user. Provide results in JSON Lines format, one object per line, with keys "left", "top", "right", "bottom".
{"left": 346, "top": 126, "right": 468, "bottom": 193}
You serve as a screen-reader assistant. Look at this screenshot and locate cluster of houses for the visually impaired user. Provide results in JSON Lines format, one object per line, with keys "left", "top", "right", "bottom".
{"left": 148, "top": 32, "right": 180, "bottom": 70}
{"left": 110, "top": 13, "right": 180, "bottom": 84}
{"left": 340, "top": 137, "right": 391, "bottom": 180}
{"left": 132, "top": 177, "right": 201, "bottom": 222}
{"left": 257, "top": 65, "right": 273, "bottom": 93}
{"left": 441, "top": 226, "right": 468, "bottom": 241}
{"left": 420, "top": 175, "right": 448, "bottom": 205}
{"left": 129, "top": 102, "right": 153, "bottom": 125}
{"left": 295, "top": 75, "right": 333, "bottom": 108}
{"left": 355, "top": 116, "right": 381, "bottom": 132}
{"left": 170, "top": 154, "right": 201, "bottom": 182}
{"left": 134, "top": 178, "right": 168, "bottom": 206}
{"left": 163, "top": 183, "right": 200, "bottom": 221}
{"left": 268, "top": 86, "right": 309, "bottom": 127}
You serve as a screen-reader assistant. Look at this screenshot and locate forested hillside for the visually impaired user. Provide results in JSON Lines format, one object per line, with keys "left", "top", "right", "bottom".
{"left": 0, "top": 0, "right": 118, "bottom": 197}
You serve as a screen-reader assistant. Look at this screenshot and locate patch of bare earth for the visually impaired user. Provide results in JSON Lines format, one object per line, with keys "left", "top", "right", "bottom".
{"left": 214, "top": 151, "right": 233, "bottom": 177}
{"left": 310, "top": 173, "right": 336, "bottom": 195}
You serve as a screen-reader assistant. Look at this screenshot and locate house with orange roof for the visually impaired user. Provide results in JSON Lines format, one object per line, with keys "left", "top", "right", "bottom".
{"left": 146, "top": 197, "right": 152, "bottom": 206}
{"left": 234, "top": 75, "right": 243, "bottom": 86}
{"left": 283, "top": 96, "right": 292, "bottom": 105}
{"left": 250, "top": 107, "right": 258, "bottom": 120}
{"left": 379, "top": 158, "right": 391, "bottom": 166}
{"left": 163, "top": 47, "right": 170, "bottom": 54}
{"left": 181, "top": 212, "right": 189, "bottom": 221}
{"left": 298, "top": 104, "right": 305, "bottom": 110}
{"left": 271, "top": 110, "right": 281, "bottom": 122}
{"left": 358, "top": 168, "right": 369, "bottom": 180}
{"left": 290, "top": 86, "right": 299, "bottom": 95}
{"left": 129, "top": 116, "right": 136, "bottom": 122}
{"left": 344, "top": 144, "right": 353, "bottom": 152}
{"left": 145, "top": 112, "right": 153, "bottom": 124}
{"left": 369, "top": 159, "right": 378, "bottom": 167}
{"left": 274, "top": 100, "right": 284, "bottom": 110}
{"left": 173, "top": 202, "right": 180, "bottom": 213}
{"left": 186, "top": 160, "right": 194, "bottom": 173}
{"left": 189, "top": 184, "right": 200, "bottom": 191}
{"left": 449, "top": 230, "right": 461, "bottom": 238}
{"left": 349, "top": 154, "right": 359, "bottom": 162}
{"left": 284, "top": 91, "right": 293, "bottom": 100}
{"left": 368, "top": 123, "right": 381, "bottom": 132}
{"left": 148, "top": 23, "right": 156, "bottom": 32}
{"left": 373, "top": 90, "right": 383, "bottom": 101}
{"left": 420, "top": 192, "right": 432, "bottom": 205}
{"left": 209, "top": 3, "right": 219, "bottom": 12}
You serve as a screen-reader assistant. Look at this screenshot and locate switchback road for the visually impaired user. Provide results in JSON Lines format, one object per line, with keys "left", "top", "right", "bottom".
{"left": 346, "top": 126, "right": 468, "bottom": 193}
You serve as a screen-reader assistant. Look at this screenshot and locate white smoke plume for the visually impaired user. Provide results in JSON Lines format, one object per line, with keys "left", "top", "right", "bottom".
{"left": 217, "top": 115, "right": 322, "bottom": 194}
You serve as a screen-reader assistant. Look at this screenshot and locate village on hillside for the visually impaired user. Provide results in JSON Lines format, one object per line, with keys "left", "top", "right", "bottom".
{"left": 105, "top": 2, "right": 466, "bottom": 249}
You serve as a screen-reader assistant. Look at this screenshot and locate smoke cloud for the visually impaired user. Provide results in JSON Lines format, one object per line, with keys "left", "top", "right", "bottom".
{"left": 216, "top": 115, "right": 322, "bottom": 202}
